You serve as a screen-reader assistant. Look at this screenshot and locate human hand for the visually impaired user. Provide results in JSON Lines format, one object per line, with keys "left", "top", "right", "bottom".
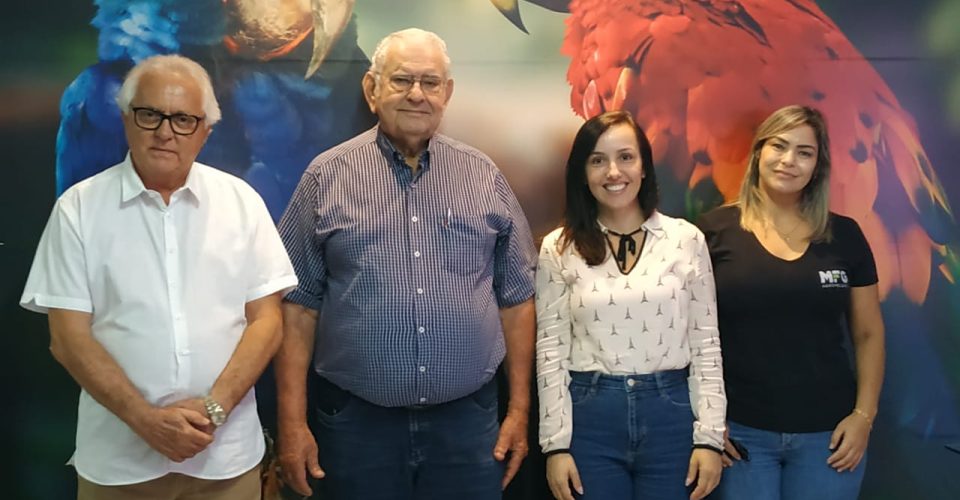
{"left": 168, "top": 398, "right": 216, "bottom": 434}
{"left": 130, "top": 406, "right": 214, "bottom": 462}
{"left": 827, "top": 411, "right": 872, "bottom": 472}
{"left": 546, "top": 453, "right": 583, "bottom": 500}
{"left": 720, "top": 429, "right": 743, "bottom": 468}
{"left": 686, "top": 448, "right": 722, "bottom": 500}
{"left": 277, "top": 420, "right": 324, "bottom": 496}
{"left": 494, "top": 409, "right": 529, "bottom": 489}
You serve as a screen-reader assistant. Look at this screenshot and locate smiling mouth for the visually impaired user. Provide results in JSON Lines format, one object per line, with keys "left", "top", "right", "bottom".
{"left": 605, "top": 183, "right": 627, "bottom": 192}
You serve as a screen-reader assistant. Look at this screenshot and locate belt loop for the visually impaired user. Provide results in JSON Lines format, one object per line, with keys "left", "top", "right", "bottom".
{"left": 590, "top": 371, "right": 602, "bottom": 387}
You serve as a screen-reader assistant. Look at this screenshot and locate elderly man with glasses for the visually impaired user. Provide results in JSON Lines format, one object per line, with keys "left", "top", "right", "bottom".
{"left": 21, "top": 54, "right": 297, "bottom": 500}
{"left": 275, "top": 28, "right": 538, "bottom": 499}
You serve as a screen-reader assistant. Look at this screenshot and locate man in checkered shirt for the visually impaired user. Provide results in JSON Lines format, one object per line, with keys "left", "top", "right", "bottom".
{"left": 274, "top": 28, "right": 537, "bottom": 500}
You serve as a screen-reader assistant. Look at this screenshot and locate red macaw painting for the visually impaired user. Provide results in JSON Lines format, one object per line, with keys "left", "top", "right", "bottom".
{"left": 495, "top": 0, "right": 958, "bottom": 306}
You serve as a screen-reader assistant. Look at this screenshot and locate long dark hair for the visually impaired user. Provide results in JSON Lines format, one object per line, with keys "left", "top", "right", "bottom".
{"left": 559, "top": 110, "right": 659, "bottom": 265}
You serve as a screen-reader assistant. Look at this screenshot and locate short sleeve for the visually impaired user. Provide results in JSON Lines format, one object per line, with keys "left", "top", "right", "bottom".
{"left": 277, "top": 171, "right": 327, "bottom": 310}
{"left": 837, "top": 216, "right": 878, "bottom": 287}
{"left": 20, "top": 194, "right": 93, "bottom": 314}
{"left": 492, "top": 171, "right": 536, "bottom": 308}
{"left": 244, "top": 189, "right": 299, "bottom": 302}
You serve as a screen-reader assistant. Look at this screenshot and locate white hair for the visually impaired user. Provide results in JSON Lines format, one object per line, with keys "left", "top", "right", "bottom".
{"left": 369, "top": 28, "right": 451, "bottom": 77}
{"left": 116, "top": 54, "right": 221, "bottom": 126}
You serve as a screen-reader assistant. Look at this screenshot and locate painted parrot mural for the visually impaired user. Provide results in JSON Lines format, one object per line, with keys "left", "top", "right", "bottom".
{"left": 56, "top": 0, "right": 375, "bottom": 219}
{"left": 491, "top": 1, "right": 960, "bottom": 496}
{"left": 495, "top": 0, "right": 958, "bottom": 305}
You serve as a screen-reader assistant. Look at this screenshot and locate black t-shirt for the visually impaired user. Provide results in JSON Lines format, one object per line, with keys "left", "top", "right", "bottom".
{"left": 697, "top": 205, "right": 878, "bottom": 432}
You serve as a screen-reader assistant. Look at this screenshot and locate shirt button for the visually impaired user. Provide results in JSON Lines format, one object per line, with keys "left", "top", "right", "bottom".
{"left": 627, "top": 379, "right": 636, "bottom": 387}
{"left": 419, "top": 397, "right": 427, "bottom": 403}
{"left": 416, "top": 288, "right": 424, "bottom": 295}
{"left": 414, "top": 251, "right": 421, "bottom": 258}
{"left": 418, "top": 326, "right": 425, "bottom": 333}
{"left": 419, "top": 366, "right": 426, "bottom": 373}
{"left": 411, "top": 216, "right": 419, "bottom": 222}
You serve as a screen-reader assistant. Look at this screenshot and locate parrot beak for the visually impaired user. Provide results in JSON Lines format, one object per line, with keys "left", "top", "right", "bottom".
{"left": 307, "top": 0, "right": 355, "bottom": 79}
{"left": 490, "top": 0, "right": 570, "bottom": 33}
{"left": 491, "top": 0, "right": 529, "bottom": 33}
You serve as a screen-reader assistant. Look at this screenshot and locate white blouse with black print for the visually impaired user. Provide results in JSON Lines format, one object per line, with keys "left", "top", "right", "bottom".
{"left": 535, "top": 210, "right": 726, "bottom": 453}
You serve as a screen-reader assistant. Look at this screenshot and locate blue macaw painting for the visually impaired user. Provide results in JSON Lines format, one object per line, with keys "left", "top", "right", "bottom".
{"left": 56, "top": 0, "right": 376, "bottom": 219}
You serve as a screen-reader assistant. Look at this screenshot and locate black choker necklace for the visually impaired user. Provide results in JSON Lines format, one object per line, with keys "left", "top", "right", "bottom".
{"left": 605, "top": 225, "right": 646, "bottom": 274}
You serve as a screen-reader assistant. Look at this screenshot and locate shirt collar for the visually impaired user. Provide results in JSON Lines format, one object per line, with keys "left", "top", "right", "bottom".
{"left": 596, "top": 210, "right": 666, "bottom": 239}
{"left": 374, "top": 125, "right": 433, "bottom": 173}
{"left": 641, "top": 210, "right": 666, "bottom": 238}
{"left": 120, "top": 152, "right": 202, "bottom": 205}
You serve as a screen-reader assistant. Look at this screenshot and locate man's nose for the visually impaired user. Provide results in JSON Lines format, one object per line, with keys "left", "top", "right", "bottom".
{"left": 406, "top": 82, "right": 426, "bottom": 101}
{"left": 154, "top": 117, "right": 176, "bottom": 138}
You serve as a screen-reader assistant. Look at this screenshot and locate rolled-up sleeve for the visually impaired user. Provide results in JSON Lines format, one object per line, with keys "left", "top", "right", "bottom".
{"left": 277, "top": 171, "right": 326, "bottom": 310}
{"left": 492, "top": 172, "right": 536, "bottom": 308}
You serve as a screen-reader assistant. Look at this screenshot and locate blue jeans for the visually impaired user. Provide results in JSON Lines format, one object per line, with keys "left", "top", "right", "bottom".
{"left": 569, "top": 369, "right": 695, "bottom": 500}
{"left": 312, "top": 376, "right": 503, "bottom": 500}
{"left": 711, "top": 420, "right": 866, "bottom": 500}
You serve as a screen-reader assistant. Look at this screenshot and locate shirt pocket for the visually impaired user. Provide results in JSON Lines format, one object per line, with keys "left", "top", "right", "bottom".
{"left": 441, "top": 214, "right": 497, "bottom": 276}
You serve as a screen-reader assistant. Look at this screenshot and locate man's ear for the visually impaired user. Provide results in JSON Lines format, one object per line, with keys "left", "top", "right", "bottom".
{"left": 442, "top": 78, "right": 454, "bottom": 105}
{"left": 362, "top": 72, "right": 378, "bottom": 114}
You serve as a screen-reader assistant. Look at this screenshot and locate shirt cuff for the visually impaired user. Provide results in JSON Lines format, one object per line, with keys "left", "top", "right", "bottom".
{"left": 692, "top": 443, "right": 723, "bottom": 454}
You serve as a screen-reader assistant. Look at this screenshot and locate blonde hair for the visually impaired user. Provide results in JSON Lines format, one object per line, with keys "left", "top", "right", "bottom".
{"left": 738, "top": 105, "right": 832, "bottom": 241}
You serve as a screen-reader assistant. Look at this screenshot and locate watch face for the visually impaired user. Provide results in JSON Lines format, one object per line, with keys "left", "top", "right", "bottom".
{"left": 205, "top": 397, "right": 227, "bottom": 426}
{"left": 211, "top": 411, "right": 226, "bottom": 426}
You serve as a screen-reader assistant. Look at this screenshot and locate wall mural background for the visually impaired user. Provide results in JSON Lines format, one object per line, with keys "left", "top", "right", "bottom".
{"left": 1, "top": 0, "right": 959, "bottom": 498}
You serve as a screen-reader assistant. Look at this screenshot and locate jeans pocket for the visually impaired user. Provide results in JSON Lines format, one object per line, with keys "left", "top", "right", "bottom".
{"left": 467, "top": 379, "right": 499, "bottom": 412}
{"left": 314, "top": 378, "right": 356, "bottom": 424}
{"left": 660, "top": 382, "right": 692, "bottom": 408}
{"left": 569, "top": 380, "right": 595, "bottom": 406}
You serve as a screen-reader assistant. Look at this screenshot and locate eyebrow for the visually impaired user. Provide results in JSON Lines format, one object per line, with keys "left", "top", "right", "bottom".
{"left": 133, "top": 105, "right": 197, "bottom": 116}
{"left": 770, "top": 136, "right": 817, "bottom": 150}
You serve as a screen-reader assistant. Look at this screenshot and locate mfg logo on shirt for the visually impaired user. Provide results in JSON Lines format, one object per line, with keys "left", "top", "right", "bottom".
{"left": 819, "top": 269, "right": 849, "bottom": 288}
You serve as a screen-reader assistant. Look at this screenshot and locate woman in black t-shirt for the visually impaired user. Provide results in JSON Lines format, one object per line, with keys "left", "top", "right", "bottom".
{"left": 698, "top": 105, "right": 885, "bottom": 500}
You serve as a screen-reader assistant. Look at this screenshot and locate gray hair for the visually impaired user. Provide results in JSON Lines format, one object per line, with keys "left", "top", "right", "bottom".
{"left": 369, "top": 28, "right": 451, "bottom": 77}
{"left": 116, "top": 54, "right": 221, "bottom": 126}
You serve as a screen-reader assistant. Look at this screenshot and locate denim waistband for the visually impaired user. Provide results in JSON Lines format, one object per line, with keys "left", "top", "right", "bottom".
{"left": 570, "top": 367, "right": 689, "bottom": 391}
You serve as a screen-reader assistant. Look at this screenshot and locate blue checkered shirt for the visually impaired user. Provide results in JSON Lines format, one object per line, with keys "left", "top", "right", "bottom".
{"left": 279, "top": 126, "right": 536, "bottom": 407}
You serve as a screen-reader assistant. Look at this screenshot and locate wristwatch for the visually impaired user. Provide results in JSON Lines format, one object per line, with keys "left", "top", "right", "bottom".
{"left": 203, "top": 396, "right": 227, "bottom": 427}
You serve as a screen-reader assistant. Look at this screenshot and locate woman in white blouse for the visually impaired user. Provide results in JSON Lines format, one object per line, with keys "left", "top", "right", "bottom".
{"left": 535, "top": 111, "right": 726, "bottom": 500}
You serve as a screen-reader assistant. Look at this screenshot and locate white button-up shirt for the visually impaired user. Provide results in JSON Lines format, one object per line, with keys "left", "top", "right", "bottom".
{"left": 535, "top": 211, "right": 726, "bottom": 453}
{"left": 20, "top": 156, "right": 298, "bottom": 485}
